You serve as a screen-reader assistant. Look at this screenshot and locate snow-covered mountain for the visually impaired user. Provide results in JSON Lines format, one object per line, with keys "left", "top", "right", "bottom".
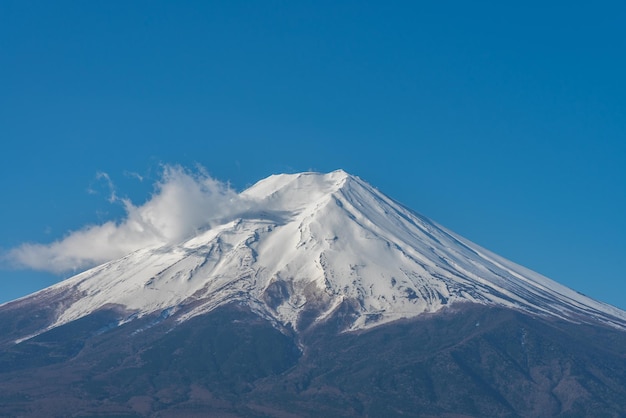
{"left": 5, "top": 170, "right": 626, "bottom": 418}
{"left": 10, "top": 170, "right": 626, "bottom": 338}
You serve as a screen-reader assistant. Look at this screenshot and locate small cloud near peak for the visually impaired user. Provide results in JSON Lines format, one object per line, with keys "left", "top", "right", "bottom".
{"left": 4, "top": 165, "right": 251, "bottom": 274}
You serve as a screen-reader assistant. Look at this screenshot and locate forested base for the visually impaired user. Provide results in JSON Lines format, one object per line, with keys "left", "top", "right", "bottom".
{"left": 1, "top": 303, "right": 626, "bottom": 417}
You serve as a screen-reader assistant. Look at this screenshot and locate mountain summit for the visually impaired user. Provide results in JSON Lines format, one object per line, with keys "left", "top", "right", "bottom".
{"left": 9, "top": 170, "right": 626, "bottom": 340}
{"left": 3, "top": 170, "right": 626, "bottom": 417}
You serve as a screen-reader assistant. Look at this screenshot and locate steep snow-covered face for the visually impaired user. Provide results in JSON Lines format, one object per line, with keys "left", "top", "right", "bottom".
{"left": 12, "top": 170, "right": 626, "bottom": 338}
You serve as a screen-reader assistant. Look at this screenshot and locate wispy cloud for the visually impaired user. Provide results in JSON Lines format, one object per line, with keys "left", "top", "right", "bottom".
{"left": 4, "top": 165, "right": 253, "bottom": 274}
{"left": 123, "top": 170, "right": 144, "bottom": 182}
{"left": 96, "top": 171, "right": 118, "bottom": 203}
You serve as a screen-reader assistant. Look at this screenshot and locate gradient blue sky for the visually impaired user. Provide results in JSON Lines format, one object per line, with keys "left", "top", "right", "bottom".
{"left": 1, "top": 1, "right": 625, "bottom": 309}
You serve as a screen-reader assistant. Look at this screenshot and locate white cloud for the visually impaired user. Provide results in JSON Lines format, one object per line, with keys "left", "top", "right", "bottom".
{"left": 123, "top": 170, "right": 144, "bottom": 182}
{"left": 5, "top": 165, "right": 253, "bottom": 274}
{"left": 96, "top": 171, "right": 118, "bottom": 203}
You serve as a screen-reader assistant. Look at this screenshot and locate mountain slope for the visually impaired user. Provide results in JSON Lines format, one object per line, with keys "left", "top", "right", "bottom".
{"left": 4, "top": 170, "right": 626, "bottom": 343}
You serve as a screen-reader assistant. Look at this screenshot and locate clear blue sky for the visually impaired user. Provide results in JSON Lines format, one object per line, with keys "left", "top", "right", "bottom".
{"left": 1, "top": 1, "right": 625, "bottom": 309}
